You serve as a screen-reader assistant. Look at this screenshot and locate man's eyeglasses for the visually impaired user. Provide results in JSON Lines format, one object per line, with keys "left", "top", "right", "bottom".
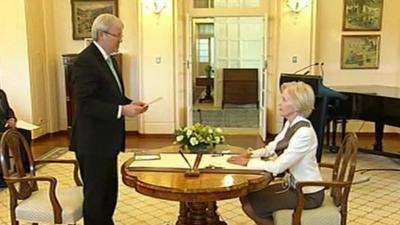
{"left": 102, "top": 31, "right": 123, "bottom": 39}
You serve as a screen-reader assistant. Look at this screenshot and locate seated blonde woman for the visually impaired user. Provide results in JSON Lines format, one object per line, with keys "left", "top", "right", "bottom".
{"left": 227, "top": 81, "right": 324, "bottom": 225}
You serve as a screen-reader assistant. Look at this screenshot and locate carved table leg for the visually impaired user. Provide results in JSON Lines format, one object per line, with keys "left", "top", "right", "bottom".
{"left": 176, "top": 201, "right": 189, "bottom": 225}
{"left": 187, "top": 202, "right": 208, "bottom": 225}
{"left": 206, "top": 202, "right": 227, "bottom": 225}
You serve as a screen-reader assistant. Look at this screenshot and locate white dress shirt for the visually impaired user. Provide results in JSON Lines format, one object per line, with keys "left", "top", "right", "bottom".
{"left": 247, "top": 115, "right": 323, "bottom": 193}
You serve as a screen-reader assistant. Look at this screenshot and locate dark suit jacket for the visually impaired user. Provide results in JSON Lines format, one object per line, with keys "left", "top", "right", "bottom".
{"left": 70, "top": 43, "right": 131, "bottom": 157}
{"left": 0, "top": 89, "right": 16, "bottom": 132}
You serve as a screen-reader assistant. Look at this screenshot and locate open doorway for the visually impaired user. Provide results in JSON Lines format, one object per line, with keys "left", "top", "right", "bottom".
{"left": 190, "top": 16, "right": 266, "bottom": 135}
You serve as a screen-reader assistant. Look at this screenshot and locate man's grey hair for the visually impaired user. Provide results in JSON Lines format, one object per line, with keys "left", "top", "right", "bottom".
{"left": 91, "top": 14, "right": 124, "bottom": 40}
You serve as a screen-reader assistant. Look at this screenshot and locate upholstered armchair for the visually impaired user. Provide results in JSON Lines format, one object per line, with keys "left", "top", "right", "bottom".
{"left": 273, "top": 133, "right": 359, "bottom": 225}
{"left": 0, "top": 129, "right": 83, "bottom": 225}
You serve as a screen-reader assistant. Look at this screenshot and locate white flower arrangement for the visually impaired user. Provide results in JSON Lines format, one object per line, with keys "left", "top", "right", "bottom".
{"left": 174, "top": 123, "right": 225, "bottom": 152}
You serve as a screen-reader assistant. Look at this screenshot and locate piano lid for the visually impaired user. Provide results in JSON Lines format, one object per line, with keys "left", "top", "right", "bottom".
{"left": 331, "top": 85, "right": 400, "bottom": 99}
{"left": 280, "top": 73, "right": 347, "bottom": 100}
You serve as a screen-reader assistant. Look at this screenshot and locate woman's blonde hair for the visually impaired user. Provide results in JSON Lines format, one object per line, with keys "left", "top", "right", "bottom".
{"left": 280, "top": 81, "right": 315, "bottom": 117}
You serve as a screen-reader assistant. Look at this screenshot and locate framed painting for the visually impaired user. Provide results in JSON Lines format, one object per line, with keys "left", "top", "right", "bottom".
{"left": 343, "top": 0, "right": 383, "bottom": 31}
{"left": 341, "top": 35, "right": 380, "bottom": 69}
{"left": 71, "top": 0, "right": 118, "bottom": 40}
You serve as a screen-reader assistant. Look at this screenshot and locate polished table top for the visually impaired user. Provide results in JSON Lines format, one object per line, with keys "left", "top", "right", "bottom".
{"left": 121, "top": 145, "right": 272, "bottom": 202}
{"left": 121, "top": 145, "right": 272, "bottom": 225}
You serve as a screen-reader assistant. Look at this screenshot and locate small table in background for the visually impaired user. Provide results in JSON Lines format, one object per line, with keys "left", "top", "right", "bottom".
{"left": 196, "top": 76, "right": 214, "bottom": 103}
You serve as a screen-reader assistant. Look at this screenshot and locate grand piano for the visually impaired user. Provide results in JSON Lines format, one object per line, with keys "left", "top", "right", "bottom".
{"left": 280, "top": 73, "right": 400, "bottom": 159}
{"left": 328, "top": 85, "right": 400, "bottom": 157}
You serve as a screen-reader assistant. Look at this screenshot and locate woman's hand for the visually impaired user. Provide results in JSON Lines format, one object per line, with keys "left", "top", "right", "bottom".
{"left": 227, "top": 155, "right": 250, "bottom": 166}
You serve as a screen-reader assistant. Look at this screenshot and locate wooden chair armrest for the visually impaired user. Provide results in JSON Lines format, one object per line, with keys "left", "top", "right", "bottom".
{"left": 296, "top": 180, "right": 352, "bottom": 191}
{"left": 3, "top": 175, "right": 63, "bottom": 223}
{"left": 35, "top": 159, "right": 83, "bottom": 186}
{"left": 4, "top": 174, "right": 57, "bottom": 184}
{"left": 318, "top": 162, "right": 334, "bottom": 169}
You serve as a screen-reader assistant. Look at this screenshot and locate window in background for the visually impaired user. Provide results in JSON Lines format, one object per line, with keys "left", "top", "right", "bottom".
{"left": 198, "top": 39, "right": 210, "bottom": 63}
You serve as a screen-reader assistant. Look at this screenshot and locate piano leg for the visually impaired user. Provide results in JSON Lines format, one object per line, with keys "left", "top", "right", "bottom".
{"left": 329, "top": 118, "right": 347, "bottom": 152}
{"left": 329, "top": 119, "right": 338, "bottom": 152}
{"left": 326, "top": 120, "right": 331, "bottom": 147}
{"left": 373, "top": 122, "right": 384, "bottom": 152}
{"left": 341, "top": 119, "right": 347, "bottom": 142}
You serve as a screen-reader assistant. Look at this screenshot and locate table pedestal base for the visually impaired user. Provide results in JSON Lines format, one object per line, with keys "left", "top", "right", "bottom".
{"left": 176, "top": 201, "right": 227, "bottom": 225}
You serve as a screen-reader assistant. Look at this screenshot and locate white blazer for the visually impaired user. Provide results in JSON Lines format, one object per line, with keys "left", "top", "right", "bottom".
{"left": 247, "top": 115, "right": 323, "bottom": 193}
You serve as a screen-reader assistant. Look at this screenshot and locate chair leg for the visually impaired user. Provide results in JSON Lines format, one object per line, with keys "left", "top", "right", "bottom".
{"left": 10, "top": 211, "right": 18, "bottom": 225}
{"left": 11, "top": 219, "right": 18, "bottom": 225}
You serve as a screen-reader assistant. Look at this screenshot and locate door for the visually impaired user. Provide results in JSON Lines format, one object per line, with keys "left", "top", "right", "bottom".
{"left": 214, "top": 16, "right": 266, "bottom": 140}
{"left": 186, "top": 14, "right": 194, "bottom": 126}
{"left": 259, "top": 14, "right": 268, "bottom": 141}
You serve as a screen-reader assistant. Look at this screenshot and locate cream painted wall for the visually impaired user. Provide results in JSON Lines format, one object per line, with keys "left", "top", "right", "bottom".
{"left": 42, "top": 0, "right": 60, "bottom": 134}
{"left": 139, "top": 0, "right": 176, "bottom": 133}
{"left": 25, "top": 0, "right": 50, "bottom": 138}
{"left": 0, "top": 0, "right": 60, "bottom": 139}
{"left": 268, "top": 0, "right": 314, "bottom": 133}
{"left": 0, "top": 0, "right": 33, "bottom": 122}
{"left": 316, "top": 0, "right": 400, "bottom": 86}
{"left": 50, "top": 0, "right": 84, "bottom": 131}
{"left": 316, "top": 0, "right": 400, "bottom": 133}
{"left": 2, "top": 0, "right": 399, "bottom": 137}
{"left": 51, "top": 0, "right": 141, "bottom": 131}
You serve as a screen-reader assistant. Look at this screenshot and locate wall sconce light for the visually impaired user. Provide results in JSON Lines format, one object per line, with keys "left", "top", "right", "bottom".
{"left": 144, "top": 0, "right": 167, "bottom": 15}
{"left": 286, "top": 0, "right": 311, "bottom": 13}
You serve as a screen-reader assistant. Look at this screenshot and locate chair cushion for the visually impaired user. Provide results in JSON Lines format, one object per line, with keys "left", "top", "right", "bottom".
{"left": 16, "top": 186, "right": 83, "bottom": 224}
{"left": 273, "top": 194, "right": 341, "bottom": 225}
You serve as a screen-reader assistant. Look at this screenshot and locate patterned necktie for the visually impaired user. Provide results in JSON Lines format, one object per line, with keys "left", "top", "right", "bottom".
{"left": 106, "top": 57, "right": 122, "bottom": 93}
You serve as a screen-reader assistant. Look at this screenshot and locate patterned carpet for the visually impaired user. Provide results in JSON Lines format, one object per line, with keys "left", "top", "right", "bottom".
{"left": 193, "top": 104, "right": 259, "bottom": 128}
{"left": 1, "top": 148, "right": 400, "bottom": 225}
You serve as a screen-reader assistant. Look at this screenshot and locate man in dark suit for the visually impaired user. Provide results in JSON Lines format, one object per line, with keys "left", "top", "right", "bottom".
{"left": 70, "top": 14, "right": 148, "bottom": 225}
{"left": 0, "top": 89, "right": 32, "bottom": 187}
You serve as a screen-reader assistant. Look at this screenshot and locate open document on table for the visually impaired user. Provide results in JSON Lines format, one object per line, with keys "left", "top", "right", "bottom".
{"left": 129, "top": 153, "right": 257, "bottom": 170}
{"left": 198, "top": 154, "right": 254, "bottom": 170}
{"left": 130, "top": 153, "right": 197, "bottom": 169}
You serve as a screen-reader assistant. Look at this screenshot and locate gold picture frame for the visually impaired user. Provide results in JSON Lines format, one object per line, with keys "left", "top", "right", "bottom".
{"left": 343, "top": 0, "right": 384, "bottom": 31}
{"left": 71, "top": 0, "right": 118, "bottom": 40}
{"left": 341, "top": 35, "right": 380, "bottom": 69}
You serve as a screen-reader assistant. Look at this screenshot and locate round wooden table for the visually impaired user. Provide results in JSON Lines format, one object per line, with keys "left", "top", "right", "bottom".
{"left": 121, "top": 146, "right": 272, "bottom": 225}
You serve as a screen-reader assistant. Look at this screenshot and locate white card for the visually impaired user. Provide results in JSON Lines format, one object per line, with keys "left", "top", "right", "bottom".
{"left": 145, "top": 97, "right": 163, "bottom": 106}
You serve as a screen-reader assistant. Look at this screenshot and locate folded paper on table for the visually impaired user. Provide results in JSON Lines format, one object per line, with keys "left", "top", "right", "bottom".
{"left": 134, "top": 153, "right": 161, "bottom": 161}
{"left": 130, "top": 153, "right": 197, "bottom": 169}
{"left": 129, "top": 153, "right": 257, "bottom": 170}
{"left": 17, "top": 120, "right": 39, "bottom": 130}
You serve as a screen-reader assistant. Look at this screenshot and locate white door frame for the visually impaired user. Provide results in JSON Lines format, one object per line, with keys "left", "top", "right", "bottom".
{"left": 258, "top": 13, "right": 268, "bottom": 141}
{"left": 185, "top": 3, "right": 269, "bottom": 141}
